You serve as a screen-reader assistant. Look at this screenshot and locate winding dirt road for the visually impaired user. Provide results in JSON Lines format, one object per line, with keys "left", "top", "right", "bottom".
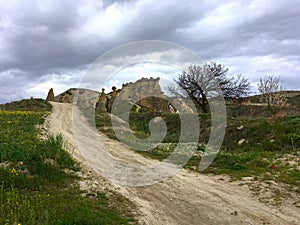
{"left": 47, "top": 102, "right": 299, "bottom": 225}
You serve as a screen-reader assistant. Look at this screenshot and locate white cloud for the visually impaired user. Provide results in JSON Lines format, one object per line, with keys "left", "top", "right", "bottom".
{"left": 218, "top": 54, "right": 300, "bottom": 93}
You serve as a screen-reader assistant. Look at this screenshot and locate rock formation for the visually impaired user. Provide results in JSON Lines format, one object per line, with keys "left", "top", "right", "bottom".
{"left": 46, "top": 88, "right": 55, "bottom": 101}
{"left": 107, "top": 86, "right": 117, "bottom": 113}
{"left": 50, "top": 77, "right": 183, "bottom": 114}
{"left": 171, "top": 98, "right": 194, "bottom": 113}
{"left": 97, "top": 77, "right": 175, "bottom": 114}
{"left": 96, "top": 89, "right": 107, "bottom": 112}
{"left": 54, "top": 88, "right": 99, "bottom": 104}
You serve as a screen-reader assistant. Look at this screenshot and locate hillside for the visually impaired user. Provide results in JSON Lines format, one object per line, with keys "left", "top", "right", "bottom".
{"left": 0, "top": 98, "right": 52, "bottom": 111}
{"left": 239, "top": 90, "right": 300, "bottom": 106}
{"left": 1, "top": 91, "right": 300, "bottom": 224}
{"left": 48, "top": 102, "right": 300, "bottom": 224}
{"left": 0, "top": 99, "right": 136, "bottom": 224}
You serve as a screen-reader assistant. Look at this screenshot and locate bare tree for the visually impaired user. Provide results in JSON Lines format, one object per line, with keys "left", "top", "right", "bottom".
{"left": 257, "top": 75, "right": 287, "bottom": 107}
{"left": 168, "top": 62, "right": 250, "bottom": 113}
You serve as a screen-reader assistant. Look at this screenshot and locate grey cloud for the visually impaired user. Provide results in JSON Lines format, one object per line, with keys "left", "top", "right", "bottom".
{"left": 14, "top": 2, "right": 78, "bottom": 32}
{"left": 0, "top": 0, "right": 299, "bottom": 103}
{"left": 173, "top": 1, "right": 300, "bottom": 60}
{"left": 120, "top": 1, "right": 214, "bottom": 41}
{"left": 102, "top": 0, "right": 137, "bottom": 8}
{"left": 0, "top": 0, "right": 108, "bottom": 74}
{"left": 0, "top": 69, "right": 31, "bottom": 102}
{"left": 228, "top": 1, "right": 300, "bottom": 57}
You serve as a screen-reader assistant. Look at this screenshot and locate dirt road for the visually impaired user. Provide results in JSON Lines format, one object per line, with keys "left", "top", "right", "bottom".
{"left": 47, "top": 102, "right": 299, "bottom": 225}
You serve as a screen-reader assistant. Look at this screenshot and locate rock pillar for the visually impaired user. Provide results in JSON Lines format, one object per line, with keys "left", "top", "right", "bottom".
{"left": 46, "top": 88, "right": 55, "bottom": 101}
{"left": 96, "top": 88, "right": 107, "bottom": 112}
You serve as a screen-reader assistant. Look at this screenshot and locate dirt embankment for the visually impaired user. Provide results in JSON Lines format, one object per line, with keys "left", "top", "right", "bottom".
{"left": 46, "top": 102, "right": 300, "bottom": 225}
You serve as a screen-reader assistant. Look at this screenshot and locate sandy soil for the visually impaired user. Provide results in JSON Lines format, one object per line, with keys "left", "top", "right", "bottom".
{"left": 46, "top": 102, "right": 300, "bottom": 225}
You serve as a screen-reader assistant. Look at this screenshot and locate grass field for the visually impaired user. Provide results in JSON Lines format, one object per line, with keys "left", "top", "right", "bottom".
{"left": 0, "top": 99, "right": 135, "bottom": 225}
{"left": 95, "top": 109, "right": 300, "bottom": 192}
{"left": 0, "top": 98, "right": 52, "bottom": 111}
{"left": 1, "top": 97, "right": 299, "bottom": 224}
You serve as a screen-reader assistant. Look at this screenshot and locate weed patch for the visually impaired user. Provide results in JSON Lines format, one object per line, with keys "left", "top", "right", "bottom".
{"left": 0, "top": 109, "right": 135, "bottom": 224}
{"left": 95, "top": 110, "right": 300, "bottom": 192}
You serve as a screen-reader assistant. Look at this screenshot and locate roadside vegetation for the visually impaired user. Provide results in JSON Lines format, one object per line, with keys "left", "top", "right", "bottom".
{"left": 0, "top": 99, "right": 135, "bottom": 225}
{"left": 95, "top": 101, "right": 300, "bottom": 193}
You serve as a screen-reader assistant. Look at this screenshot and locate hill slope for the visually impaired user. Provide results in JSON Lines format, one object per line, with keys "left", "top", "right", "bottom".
{"left": 0, "top": 98, "right": 52, "bottom": 111}
{"left": 48, "top": 102, "right": 300, "bottom": 225}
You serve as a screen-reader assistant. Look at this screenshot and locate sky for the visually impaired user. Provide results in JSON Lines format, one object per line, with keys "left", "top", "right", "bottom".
{"left": 0, "top": 0, "right": 299, "bottom": 103}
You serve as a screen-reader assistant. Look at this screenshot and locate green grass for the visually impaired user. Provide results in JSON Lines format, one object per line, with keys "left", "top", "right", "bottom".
{"left": 95, "top": 111, "right": 300, "bottom": 153}
{"left": 0, "top": 98, "right": 52, "bottom": 111}
{"left": 0, "top": 109, "right": 135, "bottom": 224}
{"left": 190, "top": 116, "right": 299, "bottom": 191}
{"left": 95, "top": 110, "right": 212, "bottom": 143}
{"left": 95, "top": 109, "right": 300, "bottom": 191}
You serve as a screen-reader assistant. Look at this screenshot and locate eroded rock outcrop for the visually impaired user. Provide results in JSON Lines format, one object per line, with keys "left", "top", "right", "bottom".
{"left": 55, "top": 88, "right": 99, "bottom": 104}
{"left": 96, "top": 89, "right": 107, "bottom": 112}
{"left": 97, "top": 77, "right": 175, "bottom": 113}
{"left": 171, "top": 98, "right": 194, "bottom": 113}
{"left": 46, "top": 88, "right": 55, "bottom": 101}
{"left": 51, "top": 77, "right": 183, "bottom": 114}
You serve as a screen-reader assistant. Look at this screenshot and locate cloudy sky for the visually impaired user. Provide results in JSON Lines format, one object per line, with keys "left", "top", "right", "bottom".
{"left": 0, "top": 0, "right": 299, "bottom": 103}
